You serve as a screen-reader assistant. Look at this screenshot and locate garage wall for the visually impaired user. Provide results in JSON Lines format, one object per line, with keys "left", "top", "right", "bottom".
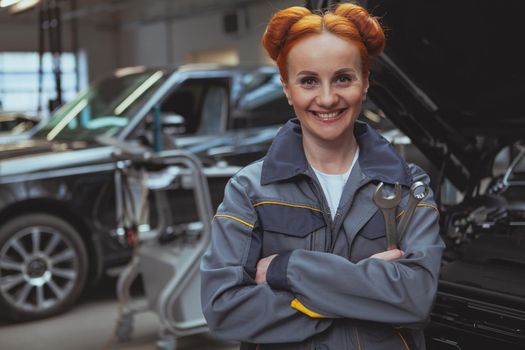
{"left": 78, "top": 23, "right": 119, "bottom": 81}
{"left": 0, "top": 18, "right": 37, "bottom": 52}
{"left": 0, "top": 16, "right": 118, "bottom": 82}
{"left": 117, "top": 0, "right": 301, "bottom": 68}
{"left": 1, "top": 0, "right": 303, "bottom": 81}
{"left": 1, "top": 0, "right": 305, "bottom": 116}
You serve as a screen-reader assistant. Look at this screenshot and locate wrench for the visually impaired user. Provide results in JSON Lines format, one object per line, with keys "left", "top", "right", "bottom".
{"left": 397, "top": 181, "right": 429, "bottom": 242}
{"left": 373, "top": 182, "right": 402, "bottom": 250}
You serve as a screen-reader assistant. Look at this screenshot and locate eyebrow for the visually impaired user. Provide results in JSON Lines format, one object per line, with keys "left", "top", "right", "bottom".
{"left": 296, "top": 68, "right": 357, "bottom": 77}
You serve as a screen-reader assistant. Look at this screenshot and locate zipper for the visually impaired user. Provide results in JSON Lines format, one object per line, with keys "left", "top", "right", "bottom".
{"left": 310, "top": 178, "right": 332, "bottom": 225}
{"left": 305, "top": 174, "right": 333, "bottom": 251}
{"left": 333, "top": 210, "right": 342, "bottom": 232}
{"left": 329, "top": 177, "right": 374, "bottom": 252}
{"left": 353, "top": 326, "right": 363, "bottom": 350}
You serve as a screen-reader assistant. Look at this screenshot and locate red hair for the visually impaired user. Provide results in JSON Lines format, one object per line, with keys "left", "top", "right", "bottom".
{"left": 262, "top": 3, "right": 385, "bottom": 81}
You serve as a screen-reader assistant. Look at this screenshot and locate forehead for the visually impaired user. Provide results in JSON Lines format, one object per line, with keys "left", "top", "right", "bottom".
{"left": 286, "top": 32, "right": 363, "bottom": 77}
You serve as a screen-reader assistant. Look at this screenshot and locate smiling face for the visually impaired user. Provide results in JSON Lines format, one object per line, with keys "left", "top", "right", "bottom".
{"left": 283, "top": 32, "right": 368, "bottom": 147}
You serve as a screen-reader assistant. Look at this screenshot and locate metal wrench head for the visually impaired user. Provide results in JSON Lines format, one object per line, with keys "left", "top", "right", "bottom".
{"left": 373, "top": 182, "right": 402, "bottom": 209}
{"left": 410, "top": 181, "right": 429, "bottom": 200}
{"left": 396, "top": 181, "right": 429, "bottom": 243}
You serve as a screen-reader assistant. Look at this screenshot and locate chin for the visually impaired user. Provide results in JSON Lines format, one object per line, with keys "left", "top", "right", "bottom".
{"left": 314, "top": 131, "right": 348, "bottom": 143}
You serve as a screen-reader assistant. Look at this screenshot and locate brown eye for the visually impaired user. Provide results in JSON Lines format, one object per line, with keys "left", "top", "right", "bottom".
{"left": 335, "top": 75, "right": 354, "bottom": 85}
{"left": 300, "top": 77, "right": 318, "bottom": 87}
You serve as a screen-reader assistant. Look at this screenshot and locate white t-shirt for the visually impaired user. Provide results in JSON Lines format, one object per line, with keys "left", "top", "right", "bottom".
{"left": 312, "top": 148, "right": 359, "bottom": 220}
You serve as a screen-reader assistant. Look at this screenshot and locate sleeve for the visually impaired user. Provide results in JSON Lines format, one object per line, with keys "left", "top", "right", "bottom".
{"left": 266, "top": 165, "right": 445, "bottom": 327}
{"left": 200, "top": 176, "right": 332, "bottom": 343}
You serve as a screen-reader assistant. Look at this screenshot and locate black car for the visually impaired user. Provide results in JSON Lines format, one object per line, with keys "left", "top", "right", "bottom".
{"left": 0, "top": 64, "right": 293, "bottom": 321}
{"left": 365, "top": 1, "right": 525, "bottom": 349}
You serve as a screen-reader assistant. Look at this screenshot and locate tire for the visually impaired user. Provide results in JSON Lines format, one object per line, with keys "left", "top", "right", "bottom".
{"left": 0, "top": 213, "right": 88, "bottom": 321}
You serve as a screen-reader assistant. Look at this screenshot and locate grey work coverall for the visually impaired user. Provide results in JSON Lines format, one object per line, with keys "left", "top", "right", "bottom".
{"left": 201, "top": 119, "right": 445, "bottom": 349}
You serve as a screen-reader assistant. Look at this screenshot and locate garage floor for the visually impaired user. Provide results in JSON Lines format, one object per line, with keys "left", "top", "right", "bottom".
{"left": 0, "top": 277, "right": 239, "bottom": 350}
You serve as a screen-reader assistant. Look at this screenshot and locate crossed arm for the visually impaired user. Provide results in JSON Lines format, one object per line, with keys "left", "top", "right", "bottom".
{"left": 255, "top": 249, "right": 404, "bottom": 284}
{"left": 201, "top": 175, "right": 444, "bottom": 343}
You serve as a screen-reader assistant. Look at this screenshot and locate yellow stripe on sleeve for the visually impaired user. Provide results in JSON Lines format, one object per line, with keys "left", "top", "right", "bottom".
{"left": 416, "top": 203, "right": 439, "bottom": 214}
{"left": 213, "top": 214, "right": 254, "bottom": 229}
{"left": 253, "top": 201, "right": 322, "bottom": 213}
{"left": 397, "top": 331, "right": 410, "bottom": 350}
{"left": 290, "top": 298, "right": 327, "bottom": 318}
{"left": 396, "top": 203, "right": 440, "bottom": 220}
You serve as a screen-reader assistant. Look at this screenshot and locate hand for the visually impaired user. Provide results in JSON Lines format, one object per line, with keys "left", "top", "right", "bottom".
{"left": 255, "top": 254, "right": 278, "bottom": 284}
{"left": 370, "top": 249, "right": 404, "bottom": 261}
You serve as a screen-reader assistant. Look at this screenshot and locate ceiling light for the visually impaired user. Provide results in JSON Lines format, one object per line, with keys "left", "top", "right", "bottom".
{"left": 0, "top": 0, "right": 20, "bottom": 8}
{"left": 8, "top": 0, "right": 39, "bottom": 14}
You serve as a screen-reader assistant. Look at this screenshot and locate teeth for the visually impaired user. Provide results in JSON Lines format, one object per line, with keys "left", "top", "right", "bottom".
{"left": 315, "top": 111, "right": 340, "bottom": 119}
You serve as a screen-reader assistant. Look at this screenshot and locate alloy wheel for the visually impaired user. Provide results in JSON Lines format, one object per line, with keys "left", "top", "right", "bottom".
{"left": 0, "top": 225, "right": 80, "bottom": 313}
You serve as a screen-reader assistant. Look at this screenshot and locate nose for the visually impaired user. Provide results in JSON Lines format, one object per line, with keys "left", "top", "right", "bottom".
{"left": 316, "top": 84, "right": 338, "bottom": 108}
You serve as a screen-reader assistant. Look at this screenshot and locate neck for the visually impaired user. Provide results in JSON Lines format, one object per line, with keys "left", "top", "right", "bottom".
{"left": 303, "top": 131, "right": 358, "bottom": 174}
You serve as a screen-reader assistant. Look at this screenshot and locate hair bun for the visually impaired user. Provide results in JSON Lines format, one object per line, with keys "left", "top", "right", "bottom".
{"left": 262, "top": 6, "right": 312, "bottom": 61}
{"left": 334, "top": 3, "right": 385, "bottom": 57}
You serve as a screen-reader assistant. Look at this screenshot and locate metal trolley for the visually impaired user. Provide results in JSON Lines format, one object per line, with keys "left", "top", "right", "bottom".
{"left": 111, "top": 146, "right": 214, "bottom": 350}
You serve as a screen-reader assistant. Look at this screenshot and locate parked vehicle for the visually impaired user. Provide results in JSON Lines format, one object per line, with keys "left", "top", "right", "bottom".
{"left": 366, "top": 1, "right": 525, "bottom": 348}
{"left": 0, "top": 64, "right": 293, "bottom": 321}
{"left": 0, "top": 112, "right": 41, "bottom": 144}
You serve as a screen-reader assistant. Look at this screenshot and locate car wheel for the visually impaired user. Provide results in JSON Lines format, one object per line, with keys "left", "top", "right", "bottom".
{"left": 0, "top": 213, "right": 88, "bottom": 321}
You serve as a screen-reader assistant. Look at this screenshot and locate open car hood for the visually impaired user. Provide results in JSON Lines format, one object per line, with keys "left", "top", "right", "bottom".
{"left": 366, "top": 0, "right": 525, "bottom": 192}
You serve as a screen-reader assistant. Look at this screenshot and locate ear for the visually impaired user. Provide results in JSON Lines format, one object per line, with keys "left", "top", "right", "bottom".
{"left": 281, "top": 78, "right": 293, "bottom": 106}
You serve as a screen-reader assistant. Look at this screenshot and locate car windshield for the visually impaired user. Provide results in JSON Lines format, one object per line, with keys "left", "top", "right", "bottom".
{"left": 33, "top": 70, "right": 167, "bottom": 142}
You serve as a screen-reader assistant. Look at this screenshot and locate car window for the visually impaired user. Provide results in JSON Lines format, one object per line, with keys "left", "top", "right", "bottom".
{"left": 159, "top": 78, "right": 229, "bottom": 136}
{"left": 232, "top": 73, "right": 293, "bottom": 128}
{"left": 33, "top": 70, "right": 167, "bottom": 142}
{"left": 135, "top": 78, "right": 230, "bottom": 151}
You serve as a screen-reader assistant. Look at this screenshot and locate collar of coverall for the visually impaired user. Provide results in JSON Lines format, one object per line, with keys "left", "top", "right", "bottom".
{"left": 261, "top": 118, "right": 412, "bottom": 187}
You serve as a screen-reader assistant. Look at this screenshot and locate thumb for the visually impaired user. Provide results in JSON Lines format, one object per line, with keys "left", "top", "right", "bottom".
{"left": 388, "top": 249, "right": 404, "bottom": 259}
{"left": 370, "top": 248, "right": 405, "bottom": 261}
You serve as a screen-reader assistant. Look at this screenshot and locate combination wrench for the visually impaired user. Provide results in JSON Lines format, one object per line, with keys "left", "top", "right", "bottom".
{"left": 396, "top": 181, "right": 429, "bottom": 242}
{"left": 373, "top": 182, "right": 402, "bottom": 250}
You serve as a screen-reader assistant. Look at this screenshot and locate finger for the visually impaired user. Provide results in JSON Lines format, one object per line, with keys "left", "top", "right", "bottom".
{"left": 389, "top": 249, "right": 404, "bottom": 259}
{"left": 371, "top": 249, "right": 404, "bottom": 260}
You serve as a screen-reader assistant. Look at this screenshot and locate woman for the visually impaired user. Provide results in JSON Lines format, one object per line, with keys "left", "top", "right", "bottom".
{"left": 201, "top": 3, "right": 444, "bottom": 349}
